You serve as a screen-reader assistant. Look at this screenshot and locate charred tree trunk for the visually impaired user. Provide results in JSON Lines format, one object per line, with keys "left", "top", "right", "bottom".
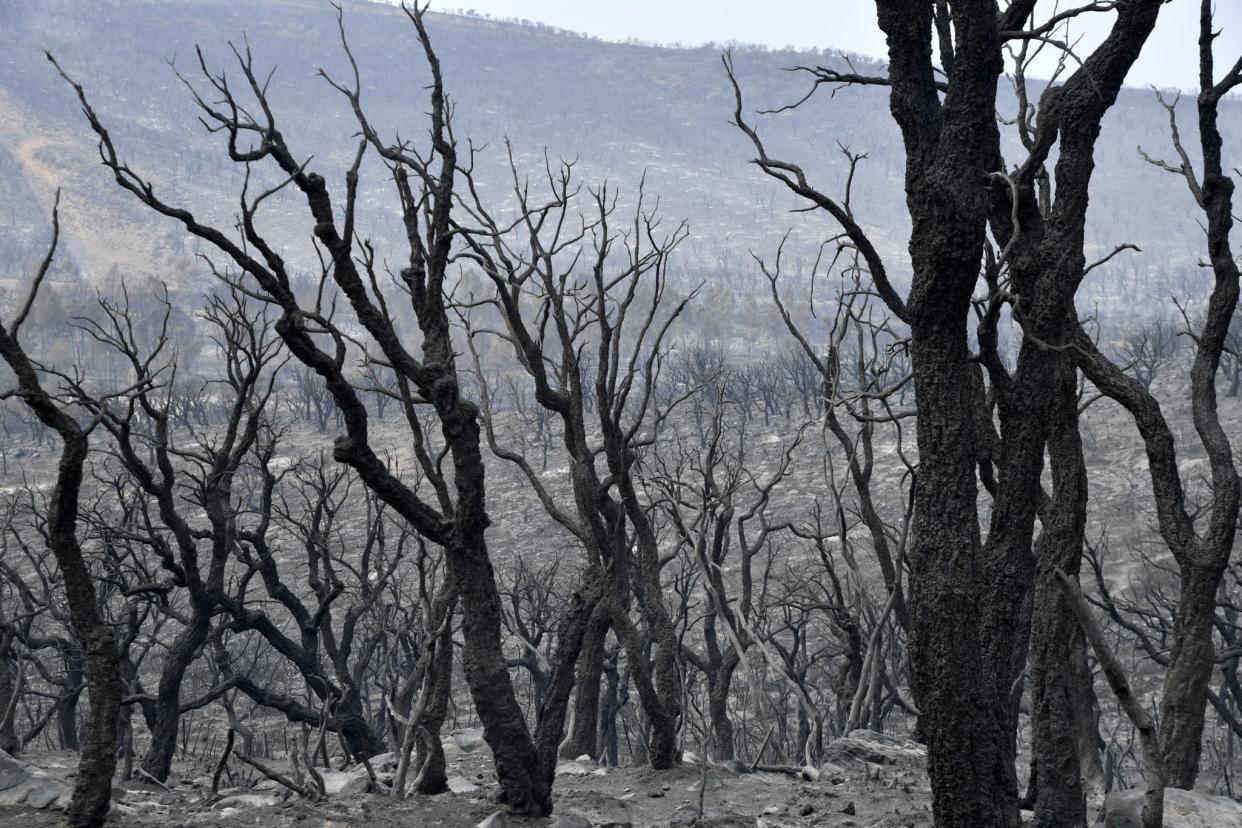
{"left": 58, "top": 648, "right": 83, "bottom": 751}
{"left": 600, "top": 649, "right": 622, "bottom": 767}
{"left": 0, "top": 653, "right": 18, "bottom": 754}
{"left": 907, "top": 318, "right": 1006, "bottom": 825}
{"left": 611, "top": 606, "right": 679, "bottom": 770}
{"left": 707, "top": 669, "right": 735, "bottom": 761}
{"left": 1069, "top": 1, "right": 1239, "bottom": 789}
{"left": 413, "top": 612, "right": 453, "bottom": 795}
{"left": 54, "top": 457, "right": 121, "bottom": 828}
{"left": 562, "top": 608, "right": 608, "bottom": 760}
{"left": 617, "top": 477, "right": 681, "bottom": 770}
{"left": 448, "top": 529, "right": 550, "bottom": 814}
{"left": 871, "top": 5, "right": 1012, "bottom": 823}
{"left": 528, "top": 570, "right": 607, "bottom": 794}
{"left": 1159, "top": 561, "right": 1227, "bottom": 788}
{"left": 0, "top": 208, "right": 122, "bottom": 828}
{"left": 336, "top": 688, "right": 386, "bottom": 762}
{"left": 140, "top": 617, "right": 208, "bottom": 781}
{"left": 1028, "top": 358, "right": 1091, "bottom": 828}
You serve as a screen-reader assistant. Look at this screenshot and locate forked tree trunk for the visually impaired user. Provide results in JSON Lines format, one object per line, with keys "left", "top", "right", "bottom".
{"left": 529, "top": 570, "right": 608, "bottom": 794}
{"left": 708, "top": 675, "right": 734, "bottom": 761}
{"left": 609, "top": 602, "right": 679, "bottom": 770}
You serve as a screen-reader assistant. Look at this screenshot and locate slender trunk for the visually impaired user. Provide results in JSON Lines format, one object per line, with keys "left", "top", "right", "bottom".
{"left": 1071, "top": 632, "right": 1106, "bottom": 800}
{"left": 48, "top": 431, "right": 121, "bottom": 827}
{"left": 1029, "top": 357, "right": 1090, "bottom": 828}
{"left": 413, "top": 612, "right": 453, "bottom": 795}
{"left": 561, "top": 609, "right": 607, "bottom": 759}
{"left": 600, "top": 650, "right": 621, "bottom": 766}
{"left": 0, "top": 653, "right": 19, "bottom": 754}
{"left": 707, "top": 672, "right": 734, "bottom": 761}
{"left": 69, "top": 602, "right": 120, "bottom": 828}
{"left": 58, "top": 650, "right": 83, "bottom": 751}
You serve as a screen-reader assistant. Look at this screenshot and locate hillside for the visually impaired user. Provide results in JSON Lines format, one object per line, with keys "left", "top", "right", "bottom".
{"left": 1, "top": 0, "right": 1238, "bottom": 332}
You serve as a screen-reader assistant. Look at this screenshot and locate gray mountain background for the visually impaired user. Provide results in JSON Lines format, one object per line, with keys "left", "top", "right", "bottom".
{"left": 0, "top": 0, "right": 1237, "bottom": 337}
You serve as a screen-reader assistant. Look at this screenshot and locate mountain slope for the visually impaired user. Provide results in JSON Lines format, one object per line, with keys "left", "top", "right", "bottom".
{"left": 0, "top": 0, "right": 1236, "bottom": 324}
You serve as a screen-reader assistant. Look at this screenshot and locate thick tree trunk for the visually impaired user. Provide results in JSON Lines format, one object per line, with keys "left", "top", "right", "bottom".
{"left": 1159, "top": 561, "right": 1227, "bottom": 788}
{"left": 452, "top": 547, "right": 547, "bottom": 813}
{"left": 336, "top": 688, "right": 385, "bottom": 762}
{"left": 907, "top": 317, "right": 1011, "bottom": 827}
{"left": 140, "top": 618, "right": 208, "bottom": 781}
{"left": 873, "top": 2, "right": 1014, "bottom": 822}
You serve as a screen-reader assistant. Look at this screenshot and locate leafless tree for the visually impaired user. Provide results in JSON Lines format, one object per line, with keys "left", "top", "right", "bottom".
{"left": 1072, "top": 1, "right": 1241, "bottom": 790}
{"left": 0, "top": 195, "right": 121, "bottom": 828}
{"left": 1115, "top": 315, "right": 1179, "bottom": 391}
{"left": 728, "top": 2, "right": 1165, "bottom": 824}
{"left": 52, "top": 3, "right": 557, "bottom": 813}
{"left": 461, "top": 157, "right": 690, "bottom": 772}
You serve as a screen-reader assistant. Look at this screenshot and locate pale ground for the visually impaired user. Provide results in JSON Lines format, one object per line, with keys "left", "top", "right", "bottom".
{"left": 0, "top": 734, "right": 935, "bottom": 828}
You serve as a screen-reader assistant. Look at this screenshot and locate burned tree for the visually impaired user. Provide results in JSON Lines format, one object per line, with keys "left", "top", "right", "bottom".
{"left": 0, "top": 196, "right": 121, "bottom": 828}
{"left": 51, "top": 4, "right": 555, "bottom": 814}
{"left": 1070, "top": 1, "right": 1242, "bottom": 790}
{"left": 461, "top": 164, "right": 689, "bottom": 772}
{"left": 650, "top": 407, "right": 802, "bottom": 760}
{"left": 728, "top": 2, "right": 1165, "bottom": 824}
{"left": 60, "top": 285, "right": 283, "bottom": 782}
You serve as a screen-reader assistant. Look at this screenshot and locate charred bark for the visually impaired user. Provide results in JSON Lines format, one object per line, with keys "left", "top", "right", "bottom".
{"left": 0, "top": 198, "right": 122, "bottom": 827}
{"left": 1028, "top": 358, "right": 1091, "bottom": 828}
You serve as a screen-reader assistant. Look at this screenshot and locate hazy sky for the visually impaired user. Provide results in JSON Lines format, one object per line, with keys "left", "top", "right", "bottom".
{"left": 426, "top": 0, "right": 1242, "bottom": 90}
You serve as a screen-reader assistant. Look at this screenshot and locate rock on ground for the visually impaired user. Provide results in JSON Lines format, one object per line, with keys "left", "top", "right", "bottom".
{"left": 822, "top": 730, "right": 926, "bottom": 768}
{"left": 212, "top": 793, "right": 282, "bottom": 809}
{"left": 447, "top": 774, "right": 481, "bottom": 793}
{"left": 550, "top": 813, "right": 593, "bottom": 828}
{"left": 477, "top": 810, "right": 509, "bottom": 828}
{"left": 1103, "top": 788, "right": 1242, "bottom": 828}
{"left": 0, "top": 750, "right": 72, "bottom": 811}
